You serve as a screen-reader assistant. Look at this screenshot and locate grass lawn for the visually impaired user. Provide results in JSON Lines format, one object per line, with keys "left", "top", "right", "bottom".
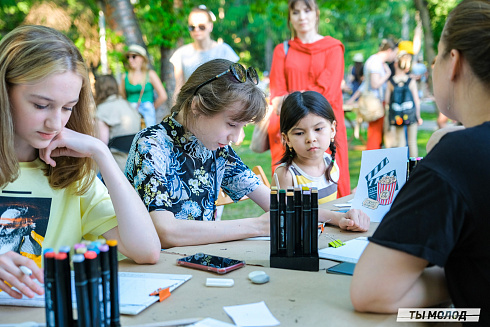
{"left": 222, "top": 110, "right": 438, "bottom": 220}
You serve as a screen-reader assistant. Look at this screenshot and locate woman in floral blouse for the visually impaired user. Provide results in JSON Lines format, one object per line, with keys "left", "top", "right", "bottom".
{"left": 125, "top": 59, "right": 271, "bottom": 247}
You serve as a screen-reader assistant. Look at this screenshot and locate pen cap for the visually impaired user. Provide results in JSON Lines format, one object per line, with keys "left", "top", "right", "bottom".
{"left": 44, "top": 251, "right": 56, "bottom": 279}
{"left": 286, "top": 191, "right": 294, "bottom": 210}
{"left": 99, "top": 244, "right": 110, "bottom": 272}
{"left": 311, "top": 188, "right": 318, "bottom": 209}
{"left": 270, "top": 190, "right": 278, "bottom": 207}
{"left": 73, "top": 254, "right": 87, "bottom": 282}
{"left": 84, "top": 251, "right": 99, "bottom": 279}
{"left": 279, "top": 189, "right": 286, "bottom": 203}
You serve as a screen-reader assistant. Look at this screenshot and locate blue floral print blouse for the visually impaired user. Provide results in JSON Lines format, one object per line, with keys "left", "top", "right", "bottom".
{"left": 125, "top": 113, "right": 260, "bottom": 221}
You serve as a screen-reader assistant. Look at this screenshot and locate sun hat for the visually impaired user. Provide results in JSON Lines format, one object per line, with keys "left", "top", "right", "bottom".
{"left": 126, "top": 44, "right": 148, "bottom": 60}
{"left": 397, "top": 40, "right": 414, "bottom": 55}
{"left": 353, "top": 53, "right": 364, "bottom": 62}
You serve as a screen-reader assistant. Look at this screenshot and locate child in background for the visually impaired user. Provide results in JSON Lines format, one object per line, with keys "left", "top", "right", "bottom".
{"left": 273, "top": 91, "right": 369, "bottom": 231}
{"left": 384, "top": 50, "right": 423, "bottom": 157}
{"left": 0, "top": 25, "right": 160, "bottom": 299}
{"left": 95, "top": 74, "right": 141, "bottom": 172}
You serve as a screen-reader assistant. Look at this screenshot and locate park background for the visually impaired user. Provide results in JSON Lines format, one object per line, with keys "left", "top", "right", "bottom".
{"left": 1, "top": 0, "right": 458, "bottom": 217}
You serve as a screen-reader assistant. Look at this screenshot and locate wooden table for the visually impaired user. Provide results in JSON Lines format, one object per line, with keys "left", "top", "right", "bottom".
{"left": 1, "top": 196, "right": 429, "bottom": 326}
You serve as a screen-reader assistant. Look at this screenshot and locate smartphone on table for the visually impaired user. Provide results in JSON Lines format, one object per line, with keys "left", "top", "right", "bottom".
{"left": 177, "top": 253, "right": 245, "bottom": 274}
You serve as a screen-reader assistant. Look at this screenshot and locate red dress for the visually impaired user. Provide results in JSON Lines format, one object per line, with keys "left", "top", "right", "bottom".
{"left": 268, "top": 36, "right": 351, "bottom": 197}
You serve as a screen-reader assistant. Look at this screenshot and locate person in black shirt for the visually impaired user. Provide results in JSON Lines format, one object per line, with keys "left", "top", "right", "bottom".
{"left": 351, "top": 1, "right": 490, "bottom": 325}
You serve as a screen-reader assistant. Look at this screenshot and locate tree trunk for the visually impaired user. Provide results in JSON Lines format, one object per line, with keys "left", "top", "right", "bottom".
{"left": 413, "top": 0, "right": 436, "bottom": 96}
{"left": 103, "top": 0, "right": 146, "bottom": 49}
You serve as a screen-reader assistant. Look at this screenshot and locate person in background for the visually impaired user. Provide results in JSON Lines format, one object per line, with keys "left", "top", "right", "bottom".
{"left": 359, "top": 39, "right": 397, "bottom": 150}
{"left": 384, "top": 50, "right": 423, "bottom": 157}
{"left": 95, "top": 74, "right": 141, "bottom": 172}
{"left": 268, "top": 0, "right": 351, "bottom": 197}
{"left": 120, "top": 44, "right": 168, "bottom": 128}
{"left": 125, "top": 59, "right": 270, "bottom": 248}
{"left": 170, "top": 5, "right": 239, "bottom": 101}
{"left": 0, "top": 25, "right": 161, "bottom": 299}
{"left": 273, "top": 91, "right": 369, "bottom": 231}
{"left": 347, "top": 53, "right": 365, "bottom": 97}
{"left": 351, "top": 1, "right": 490, "bottom": 323}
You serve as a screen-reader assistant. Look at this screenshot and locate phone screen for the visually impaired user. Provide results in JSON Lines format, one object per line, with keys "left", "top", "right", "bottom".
{"left": 177, "top": 253, "right": 245, "bottom": 274}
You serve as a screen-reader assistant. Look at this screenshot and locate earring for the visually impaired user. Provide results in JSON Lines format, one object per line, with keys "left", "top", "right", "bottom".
{"left": 331, "top": 137, "right": 335, "bottom": 143}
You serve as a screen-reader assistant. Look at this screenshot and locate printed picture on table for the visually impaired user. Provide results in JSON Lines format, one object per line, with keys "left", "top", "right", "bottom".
{"left": 351, "top": 147, "right": 408, "bottom": 222}
{"left": 362, "top": 157, "right": 399, "bottom": 210}
{"left": 0, "top": 195, "right": 50, "bottom": 265}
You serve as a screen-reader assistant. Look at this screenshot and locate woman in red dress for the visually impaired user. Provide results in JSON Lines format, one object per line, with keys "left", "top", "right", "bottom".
{"left": 268, "top": 0, "right": 350, "bottom": 197}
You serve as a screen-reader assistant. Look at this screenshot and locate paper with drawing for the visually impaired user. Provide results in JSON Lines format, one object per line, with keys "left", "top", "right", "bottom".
{"left": 352, "top": 147, "right": 408, "bottom": 222}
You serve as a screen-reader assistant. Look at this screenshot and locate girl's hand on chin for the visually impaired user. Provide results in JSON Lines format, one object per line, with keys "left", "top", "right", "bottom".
{"left": 39, "top": 128, "right": 97, "bottom": 167}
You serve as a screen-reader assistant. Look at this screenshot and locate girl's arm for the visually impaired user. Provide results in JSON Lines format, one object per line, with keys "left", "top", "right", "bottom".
{"left": 149, "top": 70, "right": 168, "bottom": 108}
{"left": 39, "top": 128, "right": 161, "bottom": 264}
{"left": 150, "top": 209, "right": 270, "bottom": 248}
{"left": 96, "top": 120, "right": 110, "bottom": 145}
{"left": 246, "top": 183, "right": 271, "bottom": 212}
{"left": 409, "top": 79, "right": 423, "bottom": 125}
{"left": 319, "top": 208, "right": 370, "bottom": 232}
{"left": 351, "top": 242, "right": 450, "bottom": 312}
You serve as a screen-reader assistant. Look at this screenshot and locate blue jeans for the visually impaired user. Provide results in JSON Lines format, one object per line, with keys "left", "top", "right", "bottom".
{"left": 134, "top": 101, "right": 156, "bottom": 127}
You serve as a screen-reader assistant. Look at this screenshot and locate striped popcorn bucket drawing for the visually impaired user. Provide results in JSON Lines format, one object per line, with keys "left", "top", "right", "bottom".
{"left": 377, "top": 175, "right": 397, "bottom": 205}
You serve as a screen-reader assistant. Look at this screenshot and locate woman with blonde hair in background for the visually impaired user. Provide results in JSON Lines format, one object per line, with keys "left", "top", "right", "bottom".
{"left": 120, "top": 44, "right": 168, "bottom": 128}
{"left": 170, "top": 5, "right": 239, "bottom": 101}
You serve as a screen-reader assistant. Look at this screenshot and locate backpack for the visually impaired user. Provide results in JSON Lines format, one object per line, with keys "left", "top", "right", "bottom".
{"left": 388, "top": 77, "right": 416, "bottom": 126}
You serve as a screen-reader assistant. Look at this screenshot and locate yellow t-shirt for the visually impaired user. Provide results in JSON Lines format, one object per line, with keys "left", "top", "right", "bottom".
{"left": 0, "top": 159, "right": 117, "bottom": 267}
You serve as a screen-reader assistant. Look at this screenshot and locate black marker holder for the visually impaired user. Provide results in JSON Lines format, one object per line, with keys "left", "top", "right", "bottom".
{"left": 269, "top": 188, "right": 319, "bottom": 272}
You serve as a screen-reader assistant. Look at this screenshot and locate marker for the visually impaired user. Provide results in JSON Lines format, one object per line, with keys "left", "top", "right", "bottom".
{"left": 278, "top": 190, "right": 287, "bottom": 252}
{"left": 302, "top": 188, "right": 312, "bottom": 255}
{"left": 311, "top": 188, "right": 319, "bottom": 254}
{"left": 58, "top": 245, "right": 73, "bottom": 325}
{"left": 270, "top": 188, "right": 278, "bottom": 256}
{"left": 44, "top": 251, "right": 57, "bottom": 327}
{"left": 73, "top": 254, "right": 92, "bottom": 327}
{"left": 286, "top": 190, "right": 295, "bottom": 257}
{"left": 84, "top": 251, "right": 101, "bottom": 326}
{"left": 294, "top": 187, "right": 303, "bottom": 253}
{"left": 54, "top": 252, "right": 71, "bottom": 327}
{"left": 99, "top": 244, "right": 111, "bottom": 326}
{"left": 19, "top": 265, "right": 32, "bottom": 276}
{"left": 107, "top": 240, "right": 121, "bottom": 327}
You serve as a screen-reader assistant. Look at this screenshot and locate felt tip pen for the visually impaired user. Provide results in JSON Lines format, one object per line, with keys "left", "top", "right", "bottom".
{"left": 302, "top": 189, "right": 312, "bottom": 255}
{"left": 73, "top": 254, "right": 92, "bottom": 327}
{"left": 311, "top": 187, "right": 319, "bottom": 254}
{"left": 294, "top": 187, "right": 303, "bottom": 253}
{"left": 19, "top": 265, "right": 32, "bottom": 276}
{"left": 286, "top": 190, "right": 295, "bottom": 257}
{"left": 107, "top": 240, "right": 121, "bottom": 327}
{"left": 270, "top": 189, "right": 278, "bottom": 256}
{"left": 84, "top": 251, "right": 101, "bottom": 327}
{"left": 278, "top": 190, "right": 287, "bottom": 251}
{"left": 44, "top": 251, "right": 57, "bottom": 327}
{"left": 54, "top": 252, "right": 72, "bottom": 327}
{"left": 59, "top": 246, "right": 74, "bottom": 324}
{"left": 99, "top": 244, "right": 112, "bottom": 327}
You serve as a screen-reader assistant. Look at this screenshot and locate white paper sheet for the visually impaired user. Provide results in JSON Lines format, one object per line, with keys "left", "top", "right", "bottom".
{"left": 351, "top": 147, "right": 408, "bottom": 222}
{"left": 0, "top": 272, "right": 192, "bottom": 315}
{"left": 223, "top": 301, "right": 280, "bottom": 327}
{"left": 318, "top": 237, "right": 369, "bottom": 263}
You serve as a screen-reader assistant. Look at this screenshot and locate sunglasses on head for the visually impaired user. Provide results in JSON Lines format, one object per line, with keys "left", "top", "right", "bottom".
{"left": 126, "top": 54, "right": 138, "bottom": 60}
{"left": 188, "top": 24, "right": 207, "bottom": 32}
{"left": 193, "top": 63, "right": 259, "bottom": 95}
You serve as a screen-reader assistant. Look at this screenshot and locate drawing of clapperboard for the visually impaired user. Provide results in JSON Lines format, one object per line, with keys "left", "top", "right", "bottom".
{"left": 362, "top": 157, "right": 399, "bottom": 210}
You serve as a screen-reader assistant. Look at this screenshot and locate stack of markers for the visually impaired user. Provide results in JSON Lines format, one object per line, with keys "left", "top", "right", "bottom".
{"left": 270, "top": 186, "right": 319, "bottom": 272}
{"left": 44, "top": 240, "right": 121, "bottom": 327}
{"left": 406, "top": 157, "right": 423, "bottom": 181}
